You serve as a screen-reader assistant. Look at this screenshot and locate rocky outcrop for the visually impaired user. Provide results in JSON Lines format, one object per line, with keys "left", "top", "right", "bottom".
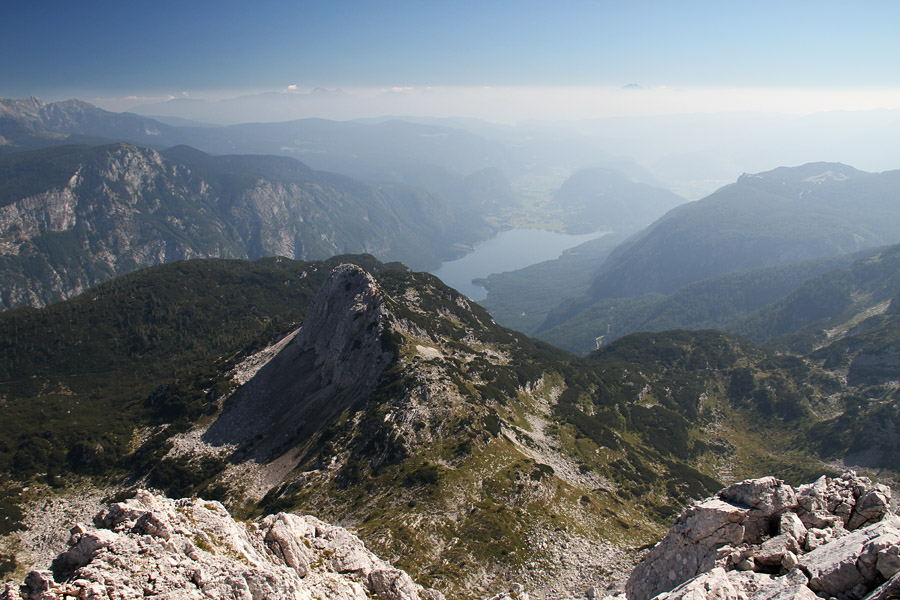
{"left": 624, "top": 472, "right": 896, "bottom": 600}
{"left": 1, "top": 490, "right": 443, "bottom": 600}
{"left": 293, "top": 263, "right": 393, "bottom": 390}
{"left": 203, "top": 264, "right": 395, "bottom": 460}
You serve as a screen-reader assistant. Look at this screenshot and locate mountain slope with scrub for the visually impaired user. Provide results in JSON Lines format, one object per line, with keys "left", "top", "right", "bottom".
{"left": 4, "top": 255, "right": 900, "bottom": 595}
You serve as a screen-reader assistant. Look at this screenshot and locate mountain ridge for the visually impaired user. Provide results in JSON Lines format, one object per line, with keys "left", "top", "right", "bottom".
{"left": 530, "top": 162, "right": 900, "bottom": 353}
{"left": 0, "top": 97, "right": 516, "bottom": 185}
{"left": 587, "top": 162, "right": 900, "bottom": 300}
{"left": 0, "top": 142, "right": 494, "bottom": 309}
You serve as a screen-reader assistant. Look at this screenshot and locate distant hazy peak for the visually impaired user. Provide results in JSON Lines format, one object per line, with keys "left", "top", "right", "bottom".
{"left": 310, "top": 87, "right": 348, "bottom": 96}
{"left": 0, "top": 96, "right": 89, "bottom": 117}
{"left": 801, "top": 169, "right": 851, "bottom": 183}
{"left": 738, "top": 161, "right": 866, "bottom": 185}
{"left": 0, "top": 95, "right": 47, "bottom": 120}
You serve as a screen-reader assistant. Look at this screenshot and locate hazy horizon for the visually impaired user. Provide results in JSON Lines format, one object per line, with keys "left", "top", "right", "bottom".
{"left": 4, "top": 1, "right": 900, "bottom": 197}
{"left": 84, "top": 85, "right": 900, "bottom": 126}
{"left": 4, "top": 1, "right": 900, "bottom": 124}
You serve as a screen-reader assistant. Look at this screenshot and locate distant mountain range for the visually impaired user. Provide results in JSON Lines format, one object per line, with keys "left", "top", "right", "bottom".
{"left": 553, "top": 167, "right": 684, "bottom": 234}
{"left": 484, "top": 162, "right": 900, "bottom": 352}
{"left": 588, "top": 162, "right": 900, "bottom": 299}
{"left": 0, "top": 96, "right": 516, "bottom": 194}
{"left": 0, "top": 142, "right": 495, "bottom": 309}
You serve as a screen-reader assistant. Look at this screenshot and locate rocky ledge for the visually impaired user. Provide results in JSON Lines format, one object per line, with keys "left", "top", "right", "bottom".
{"left": 1, "top": 490, "right": 444, "bottom": 600}
{"left": 622, "top": 472, "right": 897, "bottom": 600}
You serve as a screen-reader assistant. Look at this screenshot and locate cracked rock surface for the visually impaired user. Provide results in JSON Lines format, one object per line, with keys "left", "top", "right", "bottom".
{"left": 623, "top": 472, "right": 896, "bottom": 600}
{"left": 1, "top": 490, "right": 443, "bottom": 600}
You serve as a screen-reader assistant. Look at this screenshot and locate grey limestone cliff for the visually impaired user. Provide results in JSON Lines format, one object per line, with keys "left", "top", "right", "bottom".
{"left": 203, "top": 264, "right": 395, "bottom": 461}
{"left": 293, "top": 263, "right": 393, "bottom": 390}
{"left": 0, "top": 142, "right": 487, "bottom": 309}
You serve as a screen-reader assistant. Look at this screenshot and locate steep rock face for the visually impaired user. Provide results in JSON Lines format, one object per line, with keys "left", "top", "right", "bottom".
{"left": 624, "top": 472, "right": 895, "bottom": 600}
{"left": 294, "top": 263, "right": 392, "bottom": 389}
{"left": 203, "top": 264, "right": 394, "bottom": 460}
{"left": 0, "top": 144, "right": 236, "bottom": 308}
{"left": 0, "top": 490, "right": 443, "bottom": 600}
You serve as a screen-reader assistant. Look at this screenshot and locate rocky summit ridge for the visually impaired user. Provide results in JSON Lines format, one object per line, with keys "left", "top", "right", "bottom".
{"left": 202, "top": 263, "right": 395, "bottom": 464}
{"left": 293, "top": 263, "right": 393, "bottom": 390}
{"left": 3, "top": 473, "right": 899, "bottom": 600}
{"left": 620, "top": 472, "right": 897, "bottom": 600}
{"left": 0, "top": 490, "right": 447, "bottom": 600}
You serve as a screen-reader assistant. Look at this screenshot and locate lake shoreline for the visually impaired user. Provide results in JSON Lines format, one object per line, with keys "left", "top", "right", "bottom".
{"left": 429, "top": 228, "right": 608, "bottom": 300}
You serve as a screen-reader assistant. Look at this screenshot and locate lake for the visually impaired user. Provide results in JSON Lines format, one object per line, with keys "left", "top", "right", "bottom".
{"left": 430, "top": 228, "right": 606, "bottom": 300}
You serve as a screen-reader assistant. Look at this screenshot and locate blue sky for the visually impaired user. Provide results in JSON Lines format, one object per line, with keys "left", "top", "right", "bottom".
{"left": 3, "top": 1, "right": 899, "bottom": 117}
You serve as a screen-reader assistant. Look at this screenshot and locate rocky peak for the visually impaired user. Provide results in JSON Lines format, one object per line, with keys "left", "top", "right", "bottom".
{"left": 202, "top": 264, "right": 396, "bottom": 461}
{"left": 95, "top": 144, "right": 167, "bottom": 194}
{"left": 0, "top": 96, "right": 46, "bottom": 123}
{"left": 294, "top": 263, "right": 393, "bottom": 389}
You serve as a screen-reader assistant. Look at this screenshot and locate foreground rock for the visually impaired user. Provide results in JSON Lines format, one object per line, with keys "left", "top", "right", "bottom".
{"left": 1, "top": 490, "right": 444, "bottom": 600}
{"left": 624, "top": 472, "right": 896, "bottom": 600}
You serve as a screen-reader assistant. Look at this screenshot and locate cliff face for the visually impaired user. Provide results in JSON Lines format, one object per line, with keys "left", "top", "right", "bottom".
{"left": 293, "top": 264, "right": 393, "bottom": 390}
{"left": 203, "top": 264, "right": 395, "bottom": 461}
{"left": 0, "top": 144, "right": 233, "bottom": 308}
{"left": 0, "top": 143, "right": 490, "bottom": 309}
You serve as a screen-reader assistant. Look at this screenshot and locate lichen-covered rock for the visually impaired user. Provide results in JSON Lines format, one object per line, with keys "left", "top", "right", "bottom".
{"left": 848, "top": 484, "right": 892, "bottom": 529}
{"left": 719, "top": 477, "right": 798, "bottom": 544}
{"left": 777, "top": 511, "right": 806, "bottom": 544}
{"left": 753, "top": 533, "right": 800, "bottom": 569}
{"left": 623, "top": 498, "right": 747, "bottom": 600}
{"left": 867, "top": 571, "right": 900, "bottom": 600}
{"left": 0, "top": 490, "right": 440, "bottom": 600}
{"left": 651, "top": 566, "right": 820, "bottom": 600}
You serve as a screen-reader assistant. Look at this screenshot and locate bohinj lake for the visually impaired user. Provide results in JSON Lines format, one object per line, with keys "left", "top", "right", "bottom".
{"left": 430, "top": 228, "right": 606, "bottom": 301}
